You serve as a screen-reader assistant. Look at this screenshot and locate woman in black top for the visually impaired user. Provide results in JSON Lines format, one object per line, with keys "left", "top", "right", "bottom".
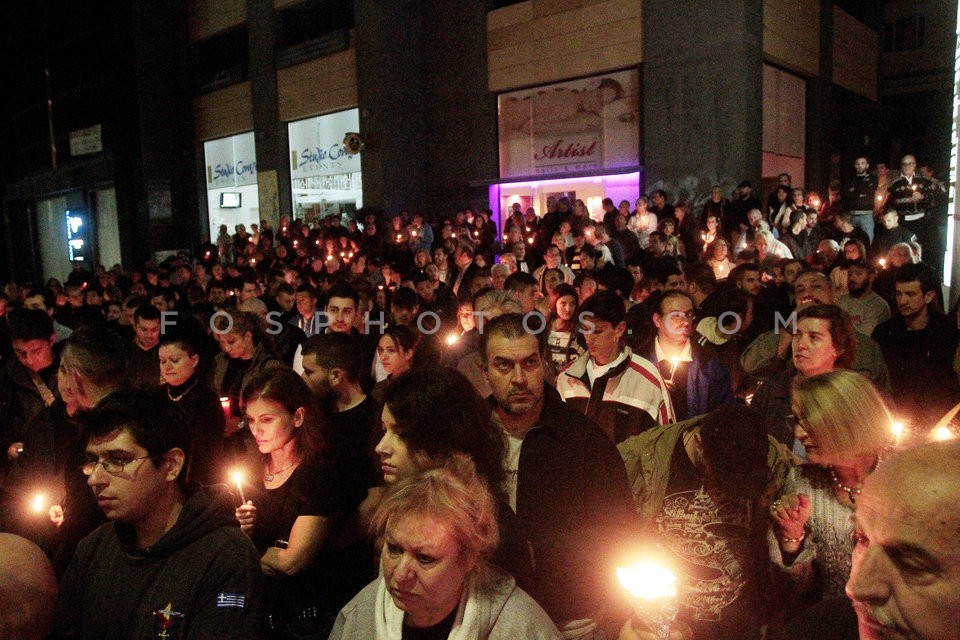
{"left": 159, "top": 327, "right": 225, "bottom": 485}
{"left": 235, "top": 367, "right": 342, "bottom": 639}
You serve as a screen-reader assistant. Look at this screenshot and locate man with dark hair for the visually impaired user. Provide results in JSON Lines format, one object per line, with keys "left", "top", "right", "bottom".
{"left": 0, "top": 308, "right": 60, "bottom": 472}
{"left": 837, "top": 259, "right": 890, "bottom": 336}
{"left": 1, "top": 324, "right": 126, "bottom": 574}
{"left": 55, "top": 389, "right": 263, "bottom": 639}
{"left": 479, "top": 312, "right": 636, "bottom": 636}
{"left": 557, "top": 290, "right": 675, "bottom": 443}
{"left": 618, "top": 404, "right": 792, "bottom": 640}
{"left": 844, "top": 156, "right": 878, "bottom": 242}
{"left": 389, "top": 286, "right": 420, "bottom": 327}
{"left": 503, "top": 271, "right": 539, "bottom": 314}
{"left": 23, "top": 287, "right": 73, "bottom": 343}
{"left": 126, "top": 303, "right": 162, "bottom": 389}
{"left": 872, "top": 262, "right": 960, "bottom": 426}
{"left": 291, "top": 284, "right": 321, "bottom": 336}
{"left": 299, "top": 333, "right": 380, "bottom": 603}
{"left": 647, "top": 291, "right": 734, "bottom": 421}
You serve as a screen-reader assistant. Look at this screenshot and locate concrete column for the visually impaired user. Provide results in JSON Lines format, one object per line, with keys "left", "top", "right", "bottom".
{"left": 642, "top": 0, "right": 763, "bottom": 201}
{"left": 354, "top": 0, "right": 426, "bottom": 216}
{"left": 805, "top": 0, "right": 836, "bottom": 194}
{"left": 247, "top": 0, "right": 291, "bottom": 226}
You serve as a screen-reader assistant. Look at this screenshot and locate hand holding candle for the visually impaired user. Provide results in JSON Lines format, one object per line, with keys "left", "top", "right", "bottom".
{"left": 617, "top": 559, "right": 679, "bottom": 640}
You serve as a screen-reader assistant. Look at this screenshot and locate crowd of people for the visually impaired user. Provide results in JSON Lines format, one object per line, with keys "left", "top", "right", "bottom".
{"left": 0, "top": 154, "right": 958, "bottom": 640}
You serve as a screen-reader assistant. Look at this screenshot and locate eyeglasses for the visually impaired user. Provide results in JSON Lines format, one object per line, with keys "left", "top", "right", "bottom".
{"left": 81, "top": 455, "right": 154, "bottom": 476}
{"left": 785, "top": 414, "right": 805, "bottom": 431}
{"left": 666, "top": 311, "right": 697, "bottom": 322}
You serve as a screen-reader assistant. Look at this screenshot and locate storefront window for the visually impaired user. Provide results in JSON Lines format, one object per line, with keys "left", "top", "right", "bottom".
{"left": 203, "top": 132, "right": 259, "bottom": 242}
{"left": 288, "top": 108, "right": 363, "bottom": 224}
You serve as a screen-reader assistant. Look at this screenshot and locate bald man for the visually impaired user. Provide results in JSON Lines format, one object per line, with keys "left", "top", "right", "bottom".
{"left": 846, "top": 439, "right": 960, "bottom": 640}
{"left": 0, "top": 533, "right": 57, "bottom": 639}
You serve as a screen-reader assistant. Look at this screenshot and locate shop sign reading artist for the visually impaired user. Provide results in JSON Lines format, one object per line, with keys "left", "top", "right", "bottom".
{"left": 498, "top": 69, "right": 639, "bottom": 178}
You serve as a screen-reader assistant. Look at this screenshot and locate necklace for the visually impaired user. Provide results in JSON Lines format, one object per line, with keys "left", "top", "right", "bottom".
{"left": 166, "top": 379, "right": 198, "bottom": 402}
{"left": 828, "top": 466, "right": 863, "bottom": 503}
{"left": 264, "top": 461, "right": 296, "bottom": 482}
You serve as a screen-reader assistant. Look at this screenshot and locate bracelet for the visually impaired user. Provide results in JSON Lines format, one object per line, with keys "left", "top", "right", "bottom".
{"left": 781, "top": 531, "right": 805, "bottom": 544}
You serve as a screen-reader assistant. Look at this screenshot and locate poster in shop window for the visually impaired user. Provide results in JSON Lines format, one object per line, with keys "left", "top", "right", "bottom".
{"left": 497, "top": 69, "right": 640, "bottom": 179}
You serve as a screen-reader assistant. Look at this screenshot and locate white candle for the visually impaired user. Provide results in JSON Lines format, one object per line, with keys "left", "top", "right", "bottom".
{"left": 230, "top": 470, "right": 247, "bottom": 504}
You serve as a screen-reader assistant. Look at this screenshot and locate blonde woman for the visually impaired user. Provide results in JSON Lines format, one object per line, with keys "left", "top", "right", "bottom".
{"left": 769, "top": 370, "right": 895, "bottom": 613}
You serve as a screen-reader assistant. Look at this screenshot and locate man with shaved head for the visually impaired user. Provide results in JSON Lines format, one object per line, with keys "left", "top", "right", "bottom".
{"left": 0, "top": 533, "right": 57, "bottom": 639}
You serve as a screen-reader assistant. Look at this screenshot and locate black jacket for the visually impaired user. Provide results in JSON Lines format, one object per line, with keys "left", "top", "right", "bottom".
{"left": 500, "top": 384, "right": 637, "bottom": 625}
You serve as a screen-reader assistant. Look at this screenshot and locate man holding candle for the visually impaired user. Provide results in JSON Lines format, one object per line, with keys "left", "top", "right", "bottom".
{"left": 887, "top": 155, "right": 933, "bottom": 257}
{"left": 618, "top": 403, "right": 793, "bottom": 640}
{"left": 646, "top": 291, "right": 734, "bottom": 422}
{"left": 54, "top": 390, "right": 264, "bottom": 639}
{"left": 558, "top": 290, "right": 675, "bottom": 444}
{"left": 0, "top": 324, "right": 124, "bottom": 575}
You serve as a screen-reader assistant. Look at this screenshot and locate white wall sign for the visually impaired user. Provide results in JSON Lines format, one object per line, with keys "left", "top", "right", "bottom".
{"left": 204, "top": 132, "right": 258, "bottom": 190}
{"left": 498, "top": 69, "right": 640, "bottom": 178}
{"left": 288, "top": 109, "right": 361, "bottom": 180}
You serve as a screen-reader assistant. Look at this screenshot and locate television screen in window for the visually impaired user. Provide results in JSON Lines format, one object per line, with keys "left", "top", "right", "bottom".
{"left": 220, "top": 192, "right": 241, "bottom": 208}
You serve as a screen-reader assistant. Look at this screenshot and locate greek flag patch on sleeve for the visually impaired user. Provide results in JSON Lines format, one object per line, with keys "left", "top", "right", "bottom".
{"left": 216, "top": 592, "right": 246, "bottom": 609}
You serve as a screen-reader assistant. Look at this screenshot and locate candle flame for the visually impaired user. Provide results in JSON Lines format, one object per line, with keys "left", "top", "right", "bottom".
{"left": 31, "top": 493, "right": 46, "bottom": 514}
{"left": 617, "top": 561, "right": 677, "bottom": 600}
{"left": 931, "top": 426, "right": 956, "bottom": 442}
{"left": 891, "top": 422, "right": 904, "bottom": 441}
{"left": 230, "top": 469, "right": 245, "bottom": 485}
{"left": 446, "top": 333, "right": 459, "bottom": 345}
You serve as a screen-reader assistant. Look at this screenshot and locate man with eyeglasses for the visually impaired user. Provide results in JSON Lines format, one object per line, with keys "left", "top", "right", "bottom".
{"left": 55, "top": 389, "right": 264, "bottom": 639}
{"left": 646, "top": 291, "right": 734, "bottom": 421}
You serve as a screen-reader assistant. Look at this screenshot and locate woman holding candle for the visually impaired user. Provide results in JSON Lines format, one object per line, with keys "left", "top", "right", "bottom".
{"left": 329, "top": 455, "right": 559, "bottom": 640}
{"left": 769, "top": 369, "right": 895, "bottom": 617}
{"left": 235, "top": 367, "right": 343, "bottom": 639}
{"left": 704, "top": 238, "right": 734, "bottom": 280}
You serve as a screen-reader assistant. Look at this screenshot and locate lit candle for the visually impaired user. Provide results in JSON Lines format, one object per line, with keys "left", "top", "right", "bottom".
{"left": 396, "top": 234, "right": 403, "bottom": 242}
{"left": 451, "top": 232, "right": 457, "bottom": 238}
{"left": 446, "top": 333, "right": 459, "bottom": 346}
{"left": 315, "top": 239, "right": 321, "bottom": 246}
{"left": 879, "top": 258, "right": 887, "bottom": 269}
{"left": 891, "top": 421, "right": 904, "bottom": 447}
{"left": 525, "top": 226, "right": 531, "bottom": 233}
{"left": 412, "top": 230, "right": 418, "bottom": 238}
{"left": 617, "top": 559, "right": 679, "bottom": 640}
{"left": 30, "top": 493, "right": 47, "bottom": 514}
{"left": 876, "top": 195, "right": 883, "bottom": 202}
{"left": 668, "top": 356, "right": 679, "bottom": 383}
{"left": 527, "top": 237, "right": 534, "bottom": 244}
{"left": 220, "top": 397, "right": 231, "bottom": 421}
{"left": 473, "top": 230, "right": 479, "bottom": 238}
{"left": 931, "top": 426, "right": 956, "bottom": 441}
{"left": 230, "top": 470, "right": 247, "bottom": 504}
